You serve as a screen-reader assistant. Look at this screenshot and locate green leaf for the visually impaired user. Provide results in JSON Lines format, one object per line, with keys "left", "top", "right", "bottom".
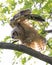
{"left": 47, "top": 38, "right": 52, "bottom": 49}
{"left": 2, "top": 7, "right": 8, "bottom": 13}
{"left": 18, "top": 0, "right": 23, "bottom": 4}
{"left": 7, "top": 0, "right": 16, "bottom": 6}
{"left": 0, "top": 14, "right": 7, "bottom": 21}
{"left": 23, "top": 1, "right": 33, "bottom": 9}
{"left": 49, "top": 49, "right": 52, "bottom": 56}
{"left": 15, "top": 51, "right": 23, "bottom": 58}
{"left": 35, "top": 0, "right": 45, "bottom": 3}
{"left": 43, "top": 0, "right": 52, "bottom": 13}
{"left": 32, "top": 9, "right": 42, "bottom": 14}
{"left": 21, "top": 57, "right": 26, "bottom": 64}
{"left": 3, "top": 36, "right": 10, "bottom": 42}
{"left": 6, "top": 0, "right": 17, "bottom": 10}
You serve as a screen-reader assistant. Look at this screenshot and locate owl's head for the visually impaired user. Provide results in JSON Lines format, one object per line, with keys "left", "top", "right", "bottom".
{"left": 11, "top": 25, "right": 25, "bottom": 41}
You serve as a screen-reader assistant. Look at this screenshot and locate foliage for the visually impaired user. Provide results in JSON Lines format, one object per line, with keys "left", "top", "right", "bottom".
{"left": 0, "top": 0, "right": 52, "bottom": 65}
{"left": 47, "top": 38, "right": 52, "bottom": 49}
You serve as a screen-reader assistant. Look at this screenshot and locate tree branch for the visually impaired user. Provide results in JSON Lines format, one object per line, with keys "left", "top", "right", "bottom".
{"left": 45, "top": 30, "right": 52, "bottom": 33}
{"left": 0, "top": 42, "right": 52, "bottom": 64}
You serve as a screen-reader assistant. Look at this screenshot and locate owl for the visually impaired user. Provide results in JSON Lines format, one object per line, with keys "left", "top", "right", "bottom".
{"left": 10, "top": 9, "right": 46, "bottom": 51}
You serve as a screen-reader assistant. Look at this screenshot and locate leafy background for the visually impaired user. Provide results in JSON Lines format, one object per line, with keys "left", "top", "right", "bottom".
{"left": 0, "top": 0, "right": 52, "bottom": 65}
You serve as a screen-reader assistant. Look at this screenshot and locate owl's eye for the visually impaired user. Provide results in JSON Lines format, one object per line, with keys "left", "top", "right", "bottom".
{"left": 13, "top": 31, "right": 18, "bottom": 36}
{"left": 12, "top": 31, "right": 18, "bottom": 38}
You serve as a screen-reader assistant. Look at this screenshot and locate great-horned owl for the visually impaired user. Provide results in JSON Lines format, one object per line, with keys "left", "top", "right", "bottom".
{"left": 10, "top": 9, "right": 46, "bottom": 51}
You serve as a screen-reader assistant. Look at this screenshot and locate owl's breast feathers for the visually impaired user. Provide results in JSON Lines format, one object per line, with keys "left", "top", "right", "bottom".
{"left": 19, "top": 21, "right": 46, "bottom": 51}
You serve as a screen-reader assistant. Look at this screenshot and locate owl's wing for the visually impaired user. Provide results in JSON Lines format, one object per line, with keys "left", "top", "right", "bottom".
{"left": 24, "top": 14, "right": 45, "bottom": 21}
{"left": 10, "top": 9, "right": 45, "bottom": 28}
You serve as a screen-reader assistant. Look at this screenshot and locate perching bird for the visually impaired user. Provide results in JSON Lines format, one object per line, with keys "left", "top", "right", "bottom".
{"left": 10, "top": 9, "right": 46, "bottom": 51}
